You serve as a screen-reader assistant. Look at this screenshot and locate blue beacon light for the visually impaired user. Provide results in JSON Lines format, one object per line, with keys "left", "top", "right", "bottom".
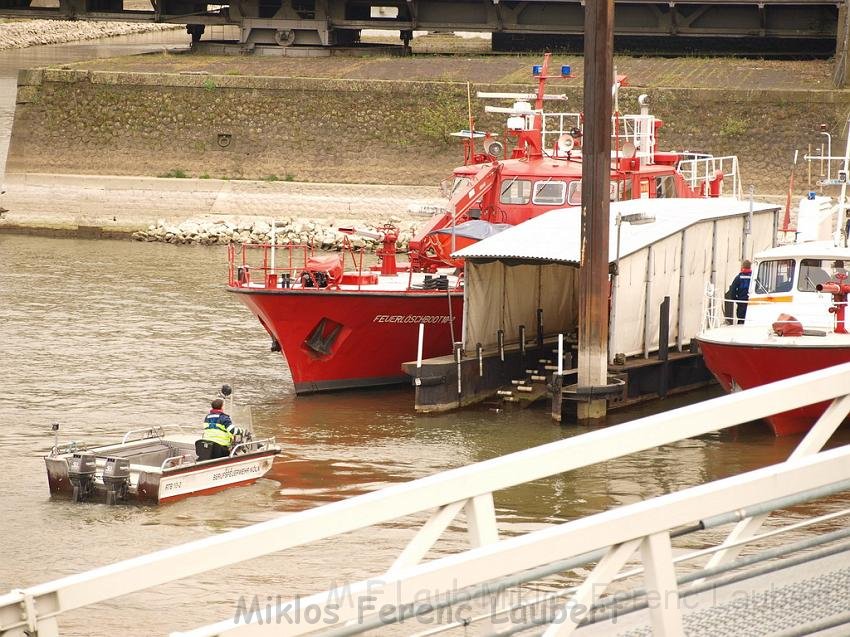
{"left": 532, "top": 65, "right": 542, "bottom": 76}
{"left": 561, "top": 65, "right": 571, "bottom": 77}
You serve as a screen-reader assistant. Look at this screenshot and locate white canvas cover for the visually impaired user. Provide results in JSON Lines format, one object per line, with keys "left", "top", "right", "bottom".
{"left": 459, "top": 199, "right": 780, "bottom": 356}
{"left": 464, "top": 261, "right": 578, "bottom": 348}
{"left": 676, "top": 221, "right": 715, "bottom": 349}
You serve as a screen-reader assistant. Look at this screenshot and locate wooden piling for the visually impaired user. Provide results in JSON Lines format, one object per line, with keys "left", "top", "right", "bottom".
{"left": 577, "top": 0, "right": 614, "bottom": 423}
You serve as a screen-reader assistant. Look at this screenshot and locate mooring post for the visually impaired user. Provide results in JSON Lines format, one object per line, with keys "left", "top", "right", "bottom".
{"left": 477, "top": 342, "right": 483, "bottom": 378}
{"left": 498, "top": 329, "right": 505, "bottom": 363}
{"left": 577, "top": 0, "right": 614, "bottom": 423}
{"left": 454, "top": 342, "right": 463, "bottom": 404}
{"left": 558, "top": 333, "right": 564, "bottom": 375}
{"left": 536, "top": 308, "right": 544, "bottom": 348}
{"left": 519, "top": 325, "right": 526, "bottom": 358}
{"left": 659, "top": 296, "right": 670, "bottom": 398}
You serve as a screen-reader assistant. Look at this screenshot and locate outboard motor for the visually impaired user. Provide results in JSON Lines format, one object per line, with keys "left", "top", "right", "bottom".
{"left": 102, "top": 457, "right": 131, "bottom": 505}
{"left": 68, "top": 452, "right": 96, "bottom": 503}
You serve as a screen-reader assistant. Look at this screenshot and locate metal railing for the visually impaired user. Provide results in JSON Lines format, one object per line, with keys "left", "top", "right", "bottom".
{"left": 540, "top": 111, "right": 582, "bottom": 151}
{"left": 228, "top": 437, "right": 277, "bottom": 457}
{"left": 160, "top": 454, "right": 192, "bottom": 471}
{"left": 616, "top": 113, "right": 657, "bottom": 161}
{"left": 540, "top": 112, "right": 657, "bottom": 161}
{"left": 121, "top": 426, "right": 165, "bottom": 445}
{"left": 677, "top": 154, "right": 742, "bottom": 199}
{"left": 701, "top": 283, "right": 844, "bottom": 330}
{"left": 5, "top": 363, "right": 850, "bottom": 636}
{"left": 227, "top": 242, "right": 317, "bottom": 289}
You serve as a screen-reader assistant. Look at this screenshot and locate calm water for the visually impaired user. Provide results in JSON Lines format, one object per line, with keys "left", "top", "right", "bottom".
{"left": 2, "top": 234, "right": 848, "bottom": 635}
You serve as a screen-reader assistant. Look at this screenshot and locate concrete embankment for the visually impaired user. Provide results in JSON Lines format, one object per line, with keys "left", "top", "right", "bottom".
{"left": 2, "top": 54, "right": 847, "bottom": 240}
{"left": 8, "top": 56, "right": 850, "bottom": 195}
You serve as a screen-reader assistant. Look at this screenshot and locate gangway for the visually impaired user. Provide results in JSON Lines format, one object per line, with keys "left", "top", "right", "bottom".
{"left": 5, "top": 363, "right": 850, "bottom": 636}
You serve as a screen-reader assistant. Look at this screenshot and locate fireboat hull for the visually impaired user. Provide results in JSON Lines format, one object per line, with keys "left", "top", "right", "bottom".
{"left": 230, "top": 288, "right": 463, "bottom": 393}
{"left": 697, "top": 331, "right": 850, "bottom": 436}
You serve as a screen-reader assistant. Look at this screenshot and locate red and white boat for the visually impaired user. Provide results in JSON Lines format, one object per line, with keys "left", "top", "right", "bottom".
{"left": 697, "top": 191, "right": 850, "bottom": 436}
{"left": 45, "top": 426, "right": 281, "bottom": 504}
{"left": 228, "top": 55, "right": 742, "bottom": 394}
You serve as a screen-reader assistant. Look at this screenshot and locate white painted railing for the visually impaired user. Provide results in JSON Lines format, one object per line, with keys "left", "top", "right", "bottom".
{"left": 5, "top": 363, "right": 850, "bottom": 636}
{"left": 678, "top": 154, "right": 741, "bottom": 199}
{"left": 700, "top": 283, "right": 846, "bottom": 331}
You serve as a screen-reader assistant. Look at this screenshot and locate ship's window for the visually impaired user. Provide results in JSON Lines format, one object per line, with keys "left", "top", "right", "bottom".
{"left": 500, "top": 178, "right": 531, "bottom": 204}
{"left": 450, "top": 177, "right": 471, "bottom": 198}
{"left": 569, "top": 180, "right": 629, "bottom": 204}
{"left": 656, "top": 175, "right": 676, "bottom": 198}
{"left": 798, "top": 258, "right": 832, "bottom": 292}
{"left": 532, "top": 180, "right": 567, "bottom": 205}
{"left": 754, "top": 259, "right": 796, "bottom": 294}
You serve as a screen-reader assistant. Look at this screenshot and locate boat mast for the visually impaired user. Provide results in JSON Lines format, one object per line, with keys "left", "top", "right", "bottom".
{"left": 532, "top": 52, "right": 551, "bottom": 134}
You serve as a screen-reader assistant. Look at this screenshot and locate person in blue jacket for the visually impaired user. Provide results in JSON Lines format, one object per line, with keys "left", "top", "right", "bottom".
{"left": 725, "top": 260, "right": 752, "bottom": 324}
{"left": 201, "top": 398, "right": 243, "bottom": 458}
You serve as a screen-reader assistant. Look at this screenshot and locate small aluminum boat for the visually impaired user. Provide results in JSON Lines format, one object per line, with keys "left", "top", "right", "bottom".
{"left": 45, "top": 426, "right": 281, "bottom": 505}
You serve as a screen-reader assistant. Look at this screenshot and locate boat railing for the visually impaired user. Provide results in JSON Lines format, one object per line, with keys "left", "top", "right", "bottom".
{"left": 9, "top": 362, "right": 850, "bottom": 636}
{"left": 540, "top": 111, "right": 582, "bottom": 150}
{"left": 227, "top": 242, "right": 314, "bottom": 289}
{"left": 48, "top": 441, "right": 82, "bottom": 458}
{"left": 121, "top": 426, "right": 165, "bottom": 445}
{"left": 228, "top": 241, "right": 378, "bottom": 291}
{"left": 539, "top": 112, "right": 658, "bottom": 161}
{"left": 614, "top": 113, "right": 657, "bottom": 161}
{"left": 229, "top": 437, "right": 277, "bottom": 457}
{"left": 160, "top": 454, "right": 194, "bottom": 471}
{"left": 677, "top": 154, "right": 742, "bottom": 199}
{"left": 702, "top": 286, "right": 843, "bottom": 331}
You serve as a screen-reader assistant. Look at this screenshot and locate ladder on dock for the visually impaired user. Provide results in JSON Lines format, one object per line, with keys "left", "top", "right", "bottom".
{"left": 492, "top": 351, "right": 564, "bottom": 407}
{"left": 6, "top": 364, "right": 850, "bottom": 636}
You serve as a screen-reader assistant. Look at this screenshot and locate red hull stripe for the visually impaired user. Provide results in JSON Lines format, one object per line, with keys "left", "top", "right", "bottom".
{"left": 157, "top": 478, "right": 260, "bottom": 503}
{"left": 294, "top": 375, "right": 409, "bottom": 394}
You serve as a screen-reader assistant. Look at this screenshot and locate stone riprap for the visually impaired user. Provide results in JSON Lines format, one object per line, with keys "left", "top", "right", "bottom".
{"left": 131, "top": 217, "right": 424, "bottom": 250}
{"left": 0, "top": 20, "right": 178, "bottom": 50}
{"left": 0, "top": 173, "right": 446, "bottom": 242}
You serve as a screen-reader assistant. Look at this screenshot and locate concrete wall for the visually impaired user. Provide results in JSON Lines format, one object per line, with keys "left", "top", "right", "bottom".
{"left": 9, "top": 69, "right": 850, "bottom": 195}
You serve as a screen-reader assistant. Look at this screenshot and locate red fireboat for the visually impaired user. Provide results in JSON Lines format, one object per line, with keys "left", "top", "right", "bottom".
{"left": 228, "top": 55, "right": 741, "bottom": 394}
